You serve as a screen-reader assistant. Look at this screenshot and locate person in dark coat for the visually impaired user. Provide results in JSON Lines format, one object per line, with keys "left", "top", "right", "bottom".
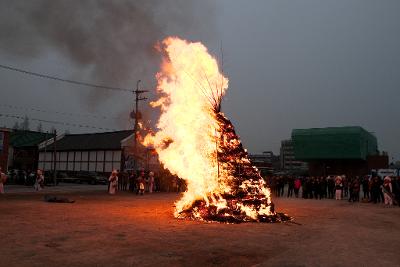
{"left": 327, "top": 176, "right": 335, "bottom": 199}
{"left": 370, "top": 176, "right": 381, "bottom": 204}
{"left": 362, "top": 176, "right": 370, "bottom": 200}
{"left": 129, "top": 171, "right": 136, "bottom": 192}
{"left": 287, "top": 177, "right": 294, "bottom": 198}
{"left": 350, "top": 178, "right": 360, "bottom": 202}
{"left": 320, "top": 177, "right": 327, "bottom": 199}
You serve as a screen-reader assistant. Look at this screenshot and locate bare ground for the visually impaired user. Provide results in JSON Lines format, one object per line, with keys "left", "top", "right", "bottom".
{"left": 0, "top": 191, "right": 399, "bottom": 267}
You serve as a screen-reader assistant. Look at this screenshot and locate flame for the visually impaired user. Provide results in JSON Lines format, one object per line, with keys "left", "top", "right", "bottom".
{"left": 145, "top": 37, "right": 276, "bottom": 222}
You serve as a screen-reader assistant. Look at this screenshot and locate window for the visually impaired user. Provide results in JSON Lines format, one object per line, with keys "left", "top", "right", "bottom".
{"left": 89, "top": 151, "right": 97, "bottom": 162}
{"left": 89, "top": 162, "right": 96, "bottom": 171}
{"left": 75, "top": 151, "right": 82, "bottom": 161}
{"left": 104, "top": 162, "right": 113, "bottom": 172}
{"left": 96, "top": 150, "right": 104, "bottom": 161}
{"left": 105, "top": 151, "right": 113, "bottom": 161}
{"left": 74, "top": 161, "right": 81, "bottom": 172}
{"left": 81, "top": 151, "right": 88, "bottom": 161}
{"left": 113, "top": 151, "right": 121, "bottom": 162}
{"left": 67, "top": 161, "right": 74, "bottom": 171}
{"left": 96, "top": 162, "right": 104, "bottom": 172}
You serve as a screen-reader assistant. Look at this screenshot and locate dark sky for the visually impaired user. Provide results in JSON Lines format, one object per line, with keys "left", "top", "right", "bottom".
{"left": 0, "top": 0, "right": 399, "bottom": 161}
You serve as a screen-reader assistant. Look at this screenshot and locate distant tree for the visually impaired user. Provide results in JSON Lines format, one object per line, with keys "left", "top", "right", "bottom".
{"left": 36, "top": 122, "right": 43, "bottom": 132}
{"left": 21, "top": 115, "right": 30, "bottom": 130}
{"left": 12, "top": 121, "right": 20, "bottom": 130}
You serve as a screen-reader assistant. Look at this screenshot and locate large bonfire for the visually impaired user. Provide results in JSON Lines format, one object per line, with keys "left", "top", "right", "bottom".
{"left": 144, "top": 37, "right": 289, "bottom": 223}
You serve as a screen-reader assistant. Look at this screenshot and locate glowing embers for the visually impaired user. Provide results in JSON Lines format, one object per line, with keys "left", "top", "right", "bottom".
{"left": 177, "top": 194, "right": 291, "bottom": 223}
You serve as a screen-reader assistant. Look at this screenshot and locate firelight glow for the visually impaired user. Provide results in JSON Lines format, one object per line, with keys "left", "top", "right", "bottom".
{"left": 144, "top": 37, "right": 277, "bottom": 222}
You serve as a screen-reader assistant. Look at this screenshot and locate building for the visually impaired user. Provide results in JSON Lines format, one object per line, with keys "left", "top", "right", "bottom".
{"left": 249, "top": 152, "right": 273, "bottom": 175}
{"left": 389, "top": 162, "right": 400, "bottom": 177}
{"left": 121, "top": 136, "right": 160, "bottom": 172}
{"left": 292, "top": 126, "right": 388, "bottom": 176}
{"left": 280, "top": 140, "right": 308, "bottom": 173}
{"left": 38, "top": 130, "right": 134, "bottom": 174}
{"left": 9, "top": 130, "right": 51, "bottom": 171}
{"left": 0, "top": 128, "right": 11, "bottom": 171}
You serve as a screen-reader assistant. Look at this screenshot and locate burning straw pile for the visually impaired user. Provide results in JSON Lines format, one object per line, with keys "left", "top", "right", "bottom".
{"left": 144, "top": 37, "right": 290, "bottom": 223}
{"left": 178, "top": 112, "right": 290, "bottom": 223}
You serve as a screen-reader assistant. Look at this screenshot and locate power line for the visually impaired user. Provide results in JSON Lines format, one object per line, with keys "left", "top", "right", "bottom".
{"left": 0, "top": 113, "right": 120, "bottom": 131}
{"left": 0, "top": 63, "right": 133, "bottom": 93}
{"left": 0, "top": 103, "right": 125, "bottom": 121}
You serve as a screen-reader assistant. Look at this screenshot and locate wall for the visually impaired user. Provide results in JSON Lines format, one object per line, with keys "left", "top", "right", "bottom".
{"left": 38, "top": 150, "right": 122, "bottom": 173}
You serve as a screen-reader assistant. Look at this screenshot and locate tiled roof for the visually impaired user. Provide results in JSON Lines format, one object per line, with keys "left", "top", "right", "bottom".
{"left": 42, "top": 130, "right": 134, "bottom": 151}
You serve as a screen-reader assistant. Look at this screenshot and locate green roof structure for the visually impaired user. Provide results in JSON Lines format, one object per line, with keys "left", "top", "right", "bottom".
{"left": 10, "top": 130, "right": 51, "bottom": 148}
{"left": 292, "top": 126, "right": 378, "bottom": 160}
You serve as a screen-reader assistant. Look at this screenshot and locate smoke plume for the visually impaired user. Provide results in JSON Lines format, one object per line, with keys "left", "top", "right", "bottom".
{"left": 0, "top": 0, "right": 219, "bottom": 107}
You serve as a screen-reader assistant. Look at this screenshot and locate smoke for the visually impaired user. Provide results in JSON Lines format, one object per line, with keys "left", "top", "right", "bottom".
{"left": 0, "top": 0, "right": 219, "bottom": 108}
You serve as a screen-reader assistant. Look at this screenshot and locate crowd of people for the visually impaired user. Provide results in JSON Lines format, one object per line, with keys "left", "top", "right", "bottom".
{"left": 2, "top": 165, "right": 399, "bottom": 208}
{"left": 267, "top": 175, "right": 400, "bottom": 206}
{"left": 0, "top": 167, "right": 45, "bottom": 194}
{"left": 107, "top": 169, "right": 185, "bottom": 195}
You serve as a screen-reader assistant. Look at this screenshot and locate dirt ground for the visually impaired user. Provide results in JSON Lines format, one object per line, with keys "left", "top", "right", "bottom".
{"left": 1, "top": 191, "right": 399, "bottom": 267}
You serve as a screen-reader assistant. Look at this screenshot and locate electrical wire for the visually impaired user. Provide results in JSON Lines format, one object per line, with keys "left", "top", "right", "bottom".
{"left": 0, "top": 113, "right": 120, "bottom": 131}
{"left": 0, "top": 103, "right": 124, "bottom": 120}
{"left": 0, "top": 63, "right": 133, "bottom": 93}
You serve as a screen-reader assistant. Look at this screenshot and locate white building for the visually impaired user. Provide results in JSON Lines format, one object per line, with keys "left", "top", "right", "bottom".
{"left": 38, "top": 130, "right": 134, "bottom": 174}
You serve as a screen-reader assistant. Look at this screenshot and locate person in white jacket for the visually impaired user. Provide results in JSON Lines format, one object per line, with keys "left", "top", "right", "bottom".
{"left": 382, "top": 176, "right": 393, "bottom": 206}
{"left": 335, "top": 176, "right": 343, "bottom": 200}
{"left": 34, "top": 169, "right": 44, "bottom": 191}
{"left": 108, "top": 170, "right": 118, "bottom": 195}
{"left": 148, "top": 172, "right": 155, "bottom": 193}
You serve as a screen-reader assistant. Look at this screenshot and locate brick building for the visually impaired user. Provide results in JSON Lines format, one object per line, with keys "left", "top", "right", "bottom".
{"left": 0, "top": 128, "right": 11, "bottom": 171}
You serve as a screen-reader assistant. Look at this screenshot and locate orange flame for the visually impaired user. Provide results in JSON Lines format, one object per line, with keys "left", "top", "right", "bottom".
{"left": 144, "top": 37, "right": 273, "bottom": 220}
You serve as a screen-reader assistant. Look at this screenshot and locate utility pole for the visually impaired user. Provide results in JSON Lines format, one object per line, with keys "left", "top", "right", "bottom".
{"left": 53, "top": 129, "right": 57, "bottom": 186}
{"left": 132, "top": 80, "right": 148, "bottom": 170}
{"left": 43, "top": 131, "right": 48, "bottom": 170}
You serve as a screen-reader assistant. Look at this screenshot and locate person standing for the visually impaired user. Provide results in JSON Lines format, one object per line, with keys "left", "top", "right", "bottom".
{"left": 287, "top": 177, "right": 294, "bottom": 198}
{"left": 314, "top": 177, "right": 321, "bottom": 200}
{"left": 350, "top": 178, "right": 360, "bottom": 202}
{"left": 362, "top": 176, "right": 370, "bottom": 200}
{"left": 121, "top": 171, "right": 128, "bottom": 191}
{"left": 370, "top": 176, "right": 381, "bottom": 204}
{"left": 378, "top": 176, "right": 385, "bottom": 203}
{"left": 148, "top": 172, "right": 155, "bottom": 193}
{"left": 294, "top": 177, "right": 301, "bottom": 198}
{"left": 342, "top": 176, "right": 348, "bottom": 199}
{"left": 270, "top": 177, "right": 277, "bottom": 197}
{"left": 279, "top": 177, "right": 285, "bottom": 197}
{"left": 0, "top": 167, "right": 7, "bottom": 194}
{"left": 335, "top": 176, "right": 343, "bottom": 200}
{"left": 129, "top": 171, "right": 136, "bottom": 192}
{"left": 137, "top": 171, "right": 145, "bottom": 195}
{"left": 327, "top": 176, "right": 335, "bottom": 199}
{"left": 395, "top": 176, "right": 400, "bottom": 206}
{"left": 302, "top": 177, "right": 309, "bottom": 199}
{"left": 320, "top": 177, "right": 327, "bottom": 199}
{"left": 382, "top": 176, "right": 393, "bottom": 206}
{"left": 108, "top": 170, "right": 118, "bottom": 195}
{"left": 145, "top": 173, "right": 150, "bottom": 193}
{"left": 34, "top": 169, "right": 44, "bottom": 191}
{"left": 117, "top": 169, "right": 123, "bottom": 191}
